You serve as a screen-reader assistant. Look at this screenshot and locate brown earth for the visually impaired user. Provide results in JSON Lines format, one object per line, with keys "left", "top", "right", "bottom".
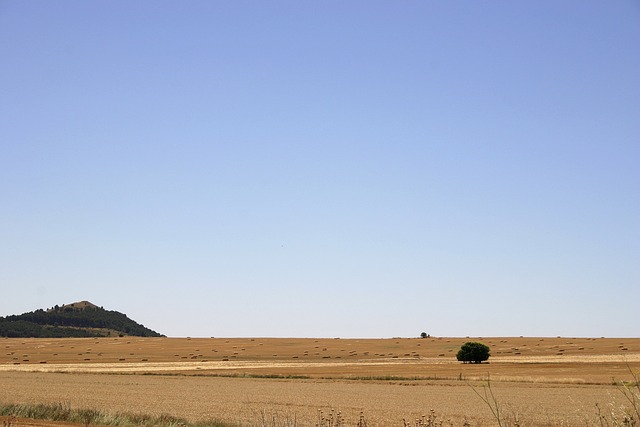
{"left": 1, "top": 337, "right": 639, "bottom": 426}
{"left": 0, "top": 418, "right": 82, "bottom": 427}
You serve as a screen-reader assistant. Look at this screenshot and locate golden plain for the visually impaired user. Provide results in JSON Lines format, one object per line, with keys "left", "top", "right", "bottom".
{"left": 1, "top": 336, "right": 639, "bottom": 426}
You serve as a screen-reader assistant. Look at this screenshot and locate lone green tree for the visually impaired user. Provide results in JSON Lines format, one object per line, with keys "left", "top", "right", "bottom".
{"left": 456, "top": 342, "right": 490, "bottom": 363}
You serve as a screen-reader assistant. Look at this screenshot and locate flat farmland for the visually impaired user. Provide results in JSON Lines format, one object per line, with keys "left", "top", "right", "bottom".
{"left": 1, "top": 337, "right": 639, "bottom": 426}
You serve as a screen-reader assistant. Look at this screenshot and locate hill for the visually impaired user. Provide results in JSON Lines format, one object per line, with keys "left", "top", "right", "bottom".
{"left": 0, "top": 301, "right": 164, "bottom": 338}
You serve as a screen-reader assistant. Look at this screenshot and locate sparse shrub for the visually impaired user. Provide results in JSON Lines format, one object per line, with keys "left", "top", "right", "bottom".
{"left": 317, "top": 409, "right": 344, "bottom": 427}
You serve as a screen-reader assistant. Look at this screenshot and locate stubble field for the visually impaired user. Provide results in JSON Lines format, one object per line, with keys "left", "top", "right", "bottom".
{"left": 1, "top": 336, "right": 639, "bottom": 426}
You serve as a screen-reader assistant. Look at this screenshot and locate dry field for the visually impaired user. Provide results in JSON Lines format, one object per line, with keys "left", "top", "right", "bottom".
{"left": 1, "top": 337, "right": 639, "bottom": 426}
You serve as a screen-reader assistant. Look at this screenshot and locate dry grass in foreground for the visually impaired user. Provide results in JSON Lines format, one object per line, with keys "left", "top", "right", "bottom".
{"left": 0, "top": 402, "right": 230, "bottom": 427}
{"left": 1, "top": 370, "right": 639, "bottom": 427}
{"left": 0, "top": 372, "right": 638, "bottom": 427}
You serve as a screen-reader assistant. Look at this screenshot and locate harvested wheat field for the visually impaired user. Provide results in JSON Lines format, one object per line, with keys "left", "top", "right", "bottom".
{"left": 1, "top": 337, "right": 639, "bottom": 426}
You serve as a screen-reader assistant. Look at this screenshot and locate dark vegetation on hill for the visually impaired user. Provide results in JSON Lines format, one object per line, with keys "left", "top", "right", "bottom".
{"left": 0, "top": 301, "right": 164, "bottom": 338}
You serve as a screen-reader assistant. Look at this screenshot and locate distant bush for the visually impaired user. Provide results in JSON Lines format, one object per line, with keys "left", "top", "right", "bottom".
{"left": 456, "top": 342, "right": 490, "bottom": 364}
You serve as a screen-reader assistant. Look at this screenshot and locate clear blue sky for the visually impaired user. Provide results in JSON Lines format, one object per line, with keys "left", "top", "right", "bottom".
{"left": 1, "top": 1, "right": 638, "bottom": 338}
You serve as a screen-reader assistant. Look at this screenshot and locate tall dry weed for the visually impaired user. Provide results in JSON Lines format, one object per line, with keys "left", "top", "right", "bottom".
{"left": 597, "top": 367, "right": 640, "bottom": 427}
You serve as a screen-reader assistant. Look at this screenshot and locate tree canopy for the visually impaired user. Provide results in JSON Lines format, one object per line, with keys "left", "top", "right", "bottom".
{"left": 456, "top": 341, "right": 490, "bottom": 363}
